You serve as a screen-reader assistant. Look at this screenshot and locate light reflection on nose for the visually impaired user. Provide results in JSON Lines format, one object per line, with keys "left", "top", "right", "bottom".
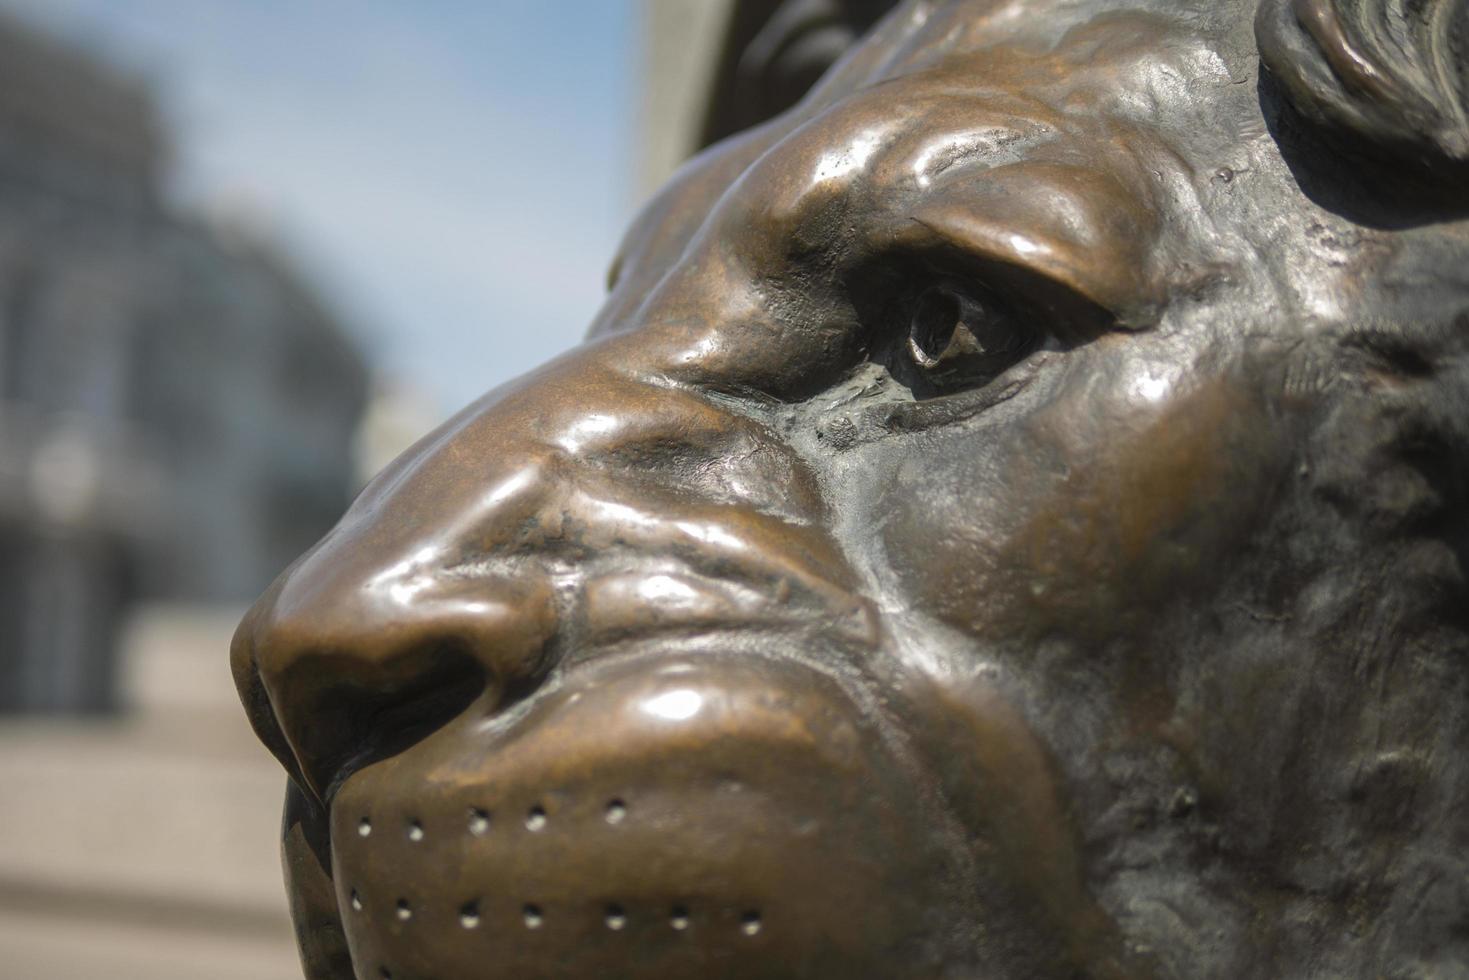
{"left": 641, "top": 688, "right": 704, "bottom": 722}
{"left": 368, "top": 544, "right": 443, "bottom": 606}
{"left": 813, "top": 129, "right": 882, "bottom": 183}
{"left": 556, "top": 413, "right": 619, "bottom": 454}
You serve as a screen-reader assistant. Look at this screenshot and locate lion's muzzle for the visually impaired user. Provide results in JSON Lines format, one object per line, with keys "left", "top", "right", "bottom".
{"left": 229, "top": 336, "right": 968, "bottom": 978}
{"left": 325, "top": 651, "right": 959, "bottom": 978}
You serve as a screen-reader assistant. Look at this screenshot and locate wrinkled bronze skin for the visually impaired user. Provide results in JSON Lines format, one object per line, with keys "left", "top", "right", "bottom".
{"left": 234, "top": 1, "right": 1469, "bottom": 977}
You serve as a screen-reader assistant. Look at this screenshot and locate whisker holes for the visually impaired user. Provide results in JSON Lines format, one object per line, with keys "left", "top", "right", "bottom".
{"left": 741, "top": 911, "right": 762, "bottom": 936}
{"left": 350, "top": 889, "right": 363, "bottom": 912}
{"left": 525, "top": 805, "right": 547, "bottom": 831}
{"left": 468, "top": 807, "right": 490, "bottom": 836}
{"left": 407, "top": 820, "right": 424, "bottom": 842}
{"left": 395, "top": 899, "right": 412, "bottom": 921}
{"left": 357, "top": 817, "right": 372, "bottom": 837}
{"left": 605, "top": 799, "right": 627, "bottom": 824}
{"left": 670, "top": 905, "right": 690, "bottom": 931}
{"left": 523, "top": 903, "right": 544, "bottom": 929}
{"left": 459, "top": 901, "right": 480, "bottom": 930}
{"left": 605, "top": 904, "right": 627, "bottom": 931}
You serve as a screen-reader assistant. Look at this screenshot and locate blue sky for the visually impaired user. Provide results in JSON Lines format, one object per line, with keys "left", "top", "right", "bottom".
{"left": 2, "top": 0, "right": 640, "bottom": 416}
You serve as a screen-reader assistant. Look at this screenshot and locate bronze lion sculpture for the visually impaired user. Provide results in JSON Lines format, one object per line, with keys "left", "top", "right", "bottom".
{"left": 233, "top": 0, "right": 1469, "bottom": 976}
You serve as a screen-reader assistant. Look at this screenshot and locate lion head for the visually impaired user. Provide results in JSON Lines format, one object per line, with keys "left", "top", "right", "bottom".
{"left": 233, "top": 1, "right": 1469, "bottom": 977}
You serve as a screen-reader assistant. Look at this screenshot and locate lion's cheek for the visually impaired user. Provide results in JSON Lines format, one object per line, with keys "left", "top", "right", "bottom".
{"left": 878, "top": 364, "right": 1291, "bottom": 648}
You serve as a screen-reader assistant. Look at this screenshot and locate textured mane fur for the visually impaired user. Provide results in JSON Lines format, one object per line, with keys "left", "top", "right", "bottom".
{"left": 1257, "top": 0, "right": 1469, "bottom": 171}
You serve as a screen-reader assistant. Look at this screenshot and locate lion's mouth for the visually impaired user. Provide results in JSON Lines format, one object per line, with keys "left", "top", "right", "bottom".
{"left": 325, "top": 647, "right": 965, "bottom": 979}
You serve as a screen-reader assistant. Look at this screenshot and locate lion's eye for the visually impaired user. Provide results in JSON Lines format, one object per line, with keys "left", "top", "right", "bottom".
{"left": 905, "top": 286, "right": 1034, "bottom": 392}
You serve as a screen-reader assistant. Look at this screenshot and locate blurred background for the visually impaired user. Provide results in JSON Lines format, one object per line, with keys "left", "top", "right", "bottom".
{"left": 0, "top": 2, "right": 739, "bottom": 977}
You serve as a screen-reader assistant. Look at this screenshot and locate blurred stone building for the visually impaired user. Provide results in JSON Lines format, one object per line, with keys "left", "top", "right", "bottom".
{"left": 0, "top": 14, "right": 367, "bottom": 713}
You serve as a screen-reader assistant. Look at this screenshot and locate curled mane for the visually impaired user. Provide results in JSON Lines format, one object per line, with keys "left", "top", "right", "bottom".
{"left": 1256, "top": 0, "right": 1469, "bottom": 171}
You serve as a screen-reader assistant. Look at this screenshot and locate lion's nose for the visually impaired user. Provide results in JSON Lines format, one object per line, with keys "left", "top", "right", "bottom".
{"left": 231, "top": 420, "right": 574, "bottom": 801}
{"left": 233, "top": 527, "right": 561, "bottom": 801}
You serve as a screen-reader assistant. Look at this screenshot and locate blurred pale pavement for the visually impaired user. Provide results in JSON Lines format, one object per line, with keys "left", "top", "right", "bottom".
{"left": 0, "top": 605, "right": 301, "bottom": 980}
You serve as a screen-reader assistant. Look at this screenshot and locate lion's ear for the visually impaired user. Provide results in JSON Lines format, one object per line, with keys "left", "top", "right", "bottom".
{"left": 1256, "top": 0, "right": 1469, "bottom": 173}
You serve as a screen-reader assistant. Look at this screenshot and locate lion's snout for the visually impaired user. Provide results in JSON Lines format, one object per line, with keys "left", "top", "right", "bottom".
{"left": 233, "top": 342, "right": 869, "bottom": 802}
{"left": 228, "top": 335, "right": 929, "bottom": 974}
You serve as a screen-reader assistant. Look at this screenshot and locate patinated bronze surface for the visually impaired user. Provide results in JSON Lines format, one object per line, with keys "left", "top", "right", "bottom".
{"left": 232, "top": 0, "right": 1469, "bottom": 976}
